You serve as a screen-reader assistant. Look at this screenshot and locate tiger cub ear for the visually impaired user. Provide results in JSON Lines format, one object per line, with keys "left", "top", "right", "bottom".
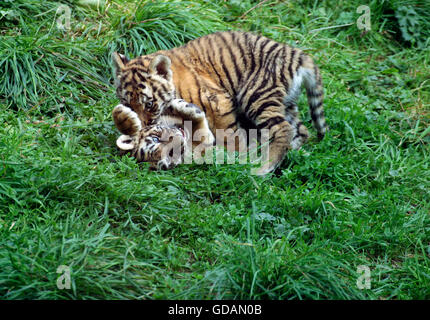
{"left": 112, "top": 52, "right": 129, "bottom": 76}
{"left": 116, "top": 134, "right": 135, "bottom": 151}
{"left": 149, "top": 55, "right": 172, "bottom": 81}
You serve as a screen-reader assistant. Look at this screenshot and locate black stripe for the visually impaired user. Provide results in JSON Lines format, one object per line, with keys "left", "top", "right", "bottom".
{"left": 314, "top": 64, "right": 320, "bottom": 83}
{"left": 123, "top": 81, "right": 133, "bottom": 88}
{"left": 243, "top": 83, "right": 279, "bottom": 114}
{"left": 152, "top": 86, "right": 158, "bottom": 96}
{"left": 255, "top": 39, "right": 271, "bottom": 79}
{"left": 311, "top": 107, "right": 324, "bottom": 122}
{"left": 307, "top": 90, "right": 323, "bottom": 99}
{"left": 288, "top": 49, "right": 296, "bottom": 79}
{"left": 197, "top": 88, "right": 206, "bottom": 114}
{"left": 136, "top": 71, "right": 147, "bottom": 82}
{"left": 257, "top": 116, "right": 285, "bottom": 130}
{"left": 271, "top": 47, "right": 282, "bottom": 83}
{"left": 226, "top": 121, "right": 237, "bottom": 129}
{"left": 280, "top": 48, "right": 290, "bottom": 90}
{"left": 258, "top": 39, "right": 271, "bottom": 65}
{"left": 295, "top": 52, "right": 304, "bottom": 74}
{"left": 244, "top": 38, "right": 270, "bottom": 90}
{"left": 259, "top": 42, "right": 280, "bottom": 84}
{"left": 246, "top": 33, "right": 256, "bottom": 73}
{"left": 243, "top": 83, "right": 270, "bottom": 114}
{"left": 240, "top": 40, "right": 278, "bottom": 110}
{"left": 220, "top": 109, "right": 235, "bottom": 117}
{"left": 311, "top": 101, "right": 323, "bottom": 110}
{"left": 251, "top": 101, "right": 282, "bottom": 120}
{"left": 311, "top": 112, "right": 318, "bottom": 122}
{"left": 233, "top": 32, "right": 247, "bottom": 70}
{"left": 241, "top": 39, "right": 274, "bottom": 105}
{"left": 223, "top": 33, "right": 242, "bottom": 87}
{"left": 293, "top": 132, "right": 308, "bottom": 139}
{"left": 160, "top": 83, "right": 168, "bottom": 93}
{"left": 284, "top": 101, "right": 296, "bottom": 111}
{"left": 217, "top": 42, "right": 236, "bottom": 96}
{"left": 264, "top": 42, "right": 280, "bottom": 63}
{"left": 207, "top": 37, "right": 228, "bottom": 91}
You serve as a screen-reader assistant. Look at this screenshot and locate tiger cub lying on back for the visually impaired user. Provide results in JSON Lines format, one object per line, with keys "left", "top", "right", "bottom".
{"left": 112, "top": 31, "right": 328, "bottom": 175}
{"left": 113, "top": 99, "right": 214, "bottom": 170}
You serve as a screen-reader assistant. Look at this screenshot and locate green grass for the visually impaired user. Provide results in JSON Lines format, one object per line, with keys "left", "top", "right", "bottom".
{"left": 0, "top": 0, "right": 429, "bottom": 299}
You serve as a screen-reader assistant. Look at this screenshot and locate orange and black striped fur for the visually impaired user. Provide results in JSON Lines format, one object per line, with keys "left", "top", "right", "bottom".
{"left": 114, "top": 104, "right": 188, "bottom": 170}
{"left": 112, "top": 31, "right": 327, "bottom": 175}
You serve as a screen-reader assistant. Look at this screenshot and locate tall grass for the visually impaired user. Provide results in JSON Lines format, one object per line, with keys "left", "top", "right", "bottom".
{"left": 0, "top": 0, "right": 226, "bottom": 112}
{"left": 108, "top": 1, "right": 226, "bottom": 57}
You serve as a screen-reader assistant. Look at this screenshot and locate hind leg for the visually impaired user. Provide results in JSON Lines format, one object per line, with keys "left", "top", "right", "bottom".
{"left": 290, "top": 119, "right": 309, "bottom": 150}
{"left": 247, "top": 100, "right": 295, "bottom": 175}
{"left": 284, "top": 102, "right": 309, "bottom": 150}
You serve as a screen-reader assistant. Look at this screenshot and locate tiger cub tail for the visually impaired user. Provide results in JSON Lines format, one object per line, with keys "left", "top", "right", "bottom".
{"left": 301, "top": 59, "right": 328, "bottom": 140}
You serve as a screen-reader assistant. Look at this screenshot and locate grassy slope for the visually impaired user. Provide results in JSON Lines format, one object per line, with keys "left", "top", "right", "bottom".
{"left": 0, "top": 0, "right": 429, "bottom": 299}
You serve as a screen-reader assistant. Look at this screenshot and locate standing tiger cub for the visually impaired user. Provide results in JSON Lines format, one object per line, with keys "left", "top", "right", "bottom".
{"left": 112, "top": 31, "right": 327, "bottom": 175}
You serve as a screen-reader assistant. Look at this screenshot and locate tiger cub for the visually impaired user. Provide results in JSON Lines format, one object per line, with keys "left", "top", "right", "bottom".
{"left": 113, "top": 98, "right": 215, "bottom": 147}
{"left": 112, "top": 31, "right": 327, "bottom": 175}
{"left": 113, "top": 104, "right": 187, "bottom": 170}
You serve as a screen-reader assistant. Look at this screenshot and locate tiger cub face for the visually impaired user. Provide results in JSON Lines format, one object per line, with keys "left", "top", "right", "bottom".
{"left": 112, "top": 52, "right": 176, "bottom": 126}
{"left": 116, "top": 124, "right": 187, "bottom": 170}
{"left": 113, "top": 104, "right": 188, "bottom": 170}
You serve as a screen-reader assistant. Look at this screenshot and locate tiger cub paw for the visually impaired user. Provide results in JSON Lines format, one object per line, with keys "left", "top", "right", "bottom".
{"left": 171, "top": 99, "right": 206, "bottom": 120}
{"left": 251, "top": 162, "right": 278, "bottom": 176}
{"left": 112, "top": 104, "right": 142, "bottom": 135}
{"left": 157, "top": 158, "right": 171, "bottom": 171}
{"left": 156, "top": 156, "right": 181, "bottom": 171}
{"left": 200, "top": 119, "right": 215, "bottom": 145}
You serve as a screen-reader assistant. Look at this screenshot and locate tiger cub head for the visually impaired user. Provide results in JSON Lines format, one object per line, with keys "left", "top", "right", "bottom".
{"left": 112, "top": 52, "right": 176, "bottom": 126}
{"left": 116, "top": 124, "right": 187, "bottom": 171}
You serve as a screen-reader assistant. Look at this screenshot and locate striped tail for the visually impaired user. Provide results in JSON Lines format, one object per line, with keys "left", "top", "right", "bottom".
{"left": 304, "top": 64, "right": 328, "bottom": 140}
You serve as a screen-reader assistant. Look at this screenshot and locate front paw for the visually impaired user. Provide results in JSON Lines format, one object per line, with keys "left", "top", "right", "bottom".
{"left": 251, "top": 162, "right": 277, "bottom": 176}
{"left": 199, "top": 119, "right": 215, "bottom": 145}
{"left": 156, "top": 156, "right": 181, "bottom": 171}
{"left": 206, "top": 128, "right": 215, "bottom": 145}
{"left": 171, "top": 99, "right": 206, "bottom": 119}
{"left": 112, "top": 104, "right": 142, "bottom": 135}
{"left": 157, "top": 158, "right": 172, "bottom": 171}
